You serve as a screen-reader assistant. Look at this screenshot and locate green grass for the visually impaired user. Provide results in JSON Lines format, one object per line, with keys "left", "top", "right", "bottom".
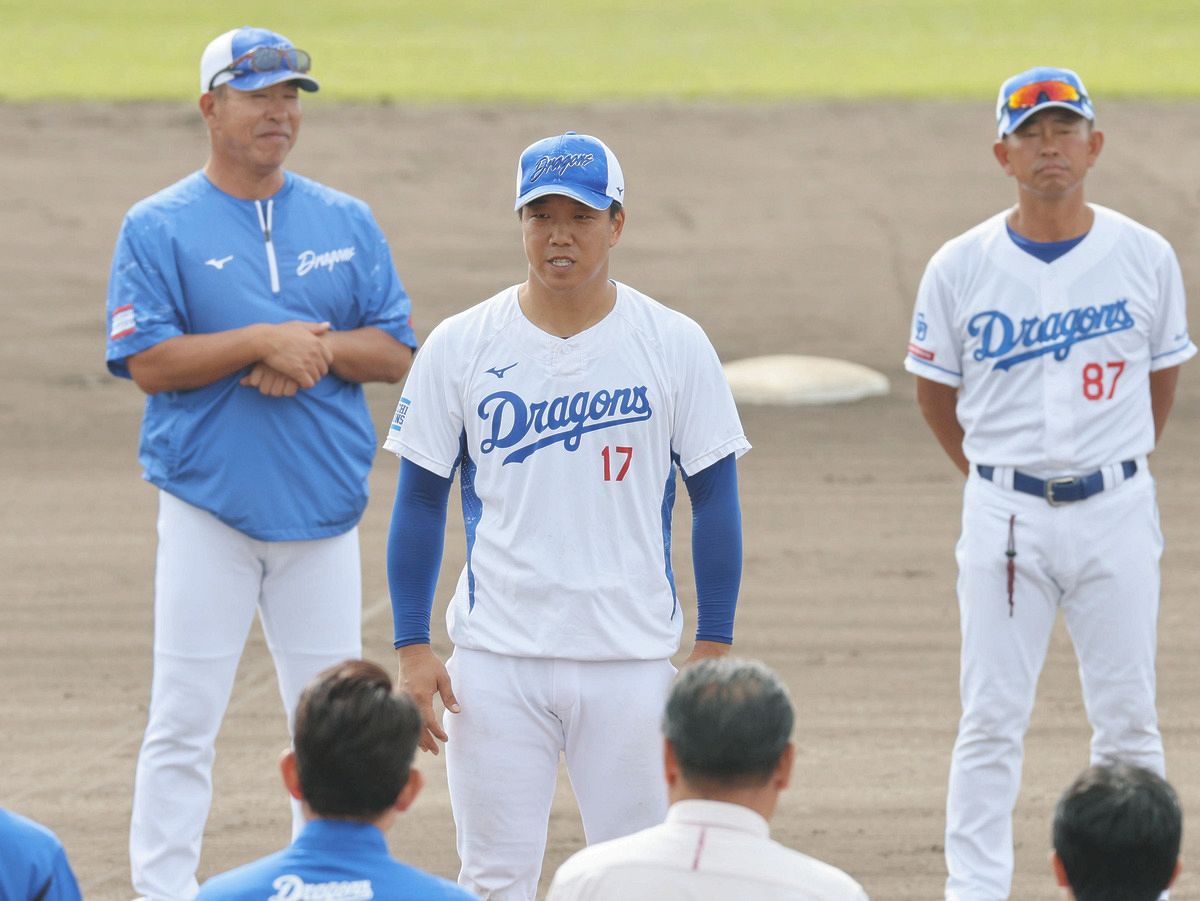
{"left": 3, "top": 0, "right": 1198, "bottom": 101}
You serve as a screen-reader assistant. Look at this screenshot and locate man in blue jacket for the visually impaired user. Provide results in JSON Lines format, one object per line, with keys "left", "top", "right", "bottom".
{"left": 106, "top": 25, "right": 416, "bottom": 900}
{"left": 0, "top": 808, "right": 83, "bottom": 901}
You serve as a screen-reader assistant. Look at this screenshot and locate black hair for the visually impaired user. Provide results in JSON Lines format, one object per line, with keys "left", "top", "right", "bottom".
{"left": 1053, "top": 762, "right": 1181, "bottom": 901}
{"left": 293, "top": 659, "right": 422, "bottom": 819}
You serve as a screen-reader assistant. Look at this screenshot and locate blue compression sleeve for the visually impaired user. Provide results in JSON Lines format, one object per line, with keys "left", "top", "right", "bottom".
{"left": 387, "top": 458, "right": 453, "bottom": 648}
{"left": 682, "top": 453, "right": 742, "bottom": 644}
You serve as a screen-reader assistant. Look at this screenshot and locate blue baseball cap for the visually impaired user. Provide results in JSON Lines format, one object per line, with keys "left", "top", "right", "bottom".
{"left": 200, "top": 26, "right": 319, "bottom": 94}
{"left": 996, "top": 66, "right": 1093, "bottom": 137}
{"left": 514, "top": 132, "right": 625, "bottom": 211}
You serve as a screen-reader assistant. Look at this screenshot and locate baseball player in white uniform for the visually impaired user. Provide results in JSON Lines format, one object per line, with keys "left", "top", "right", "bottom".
{"left": 383, "top": 132, "right": 750, "bottom": 898}
{"left": 905, "top": 66, "right": 1195, "bottom": 900}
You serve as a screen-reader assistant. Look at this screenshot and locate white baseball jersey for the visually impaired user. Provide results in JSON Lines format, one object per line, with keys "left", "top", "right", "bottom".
{"left": 384, "top": 281, "right": 750, "bottom": 661}
{"left": 905, "top": 204, "right": 1195, "bottom": 473}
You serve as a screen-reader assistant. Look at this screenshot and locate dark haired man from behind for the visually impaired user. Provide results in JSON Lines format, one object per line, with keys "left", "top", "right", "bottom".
{"left": 196, "top": 660, "right": 474, "bottom": 900}
{"left": 547, "top": 657, "right": 868, "bottom": 899}
{"left": 1052, "top": 762, "right": 1181, "bottom": 901}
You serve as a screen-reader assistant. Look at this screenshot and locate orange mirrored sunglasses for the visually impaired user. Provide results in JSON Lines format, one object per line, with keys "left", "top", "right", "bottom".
{"left": 1006, "top": 79, "right": 1083, "bottom": 110}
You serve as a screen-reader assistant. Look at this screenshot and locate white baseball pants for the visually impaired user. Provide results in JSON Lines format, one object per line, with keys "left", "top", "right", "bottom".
{"left": 945, "top": 468, "right": 1164, "bottom": 901}
{"left": 444, "top": 647, "right": 675, "bottom": 900}
{"left": 130, "top": 491, "right": 362, "bottom": 901}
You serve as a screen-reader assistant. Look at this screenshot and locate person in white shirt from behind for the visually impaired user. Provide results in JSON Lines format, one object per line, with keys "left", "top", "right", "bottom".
{"left": 547, "top": 657, "right": 869, "bottom": 900}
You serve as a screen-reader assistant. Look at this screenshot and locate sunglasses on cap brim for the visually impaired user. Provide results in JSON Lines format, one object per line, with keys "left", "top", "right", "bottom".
{"left": 208, "top": 46, "right": 312, "bottom": 92}
{"left": 1006, "top": 79, "right": 1084, "bottom": 110}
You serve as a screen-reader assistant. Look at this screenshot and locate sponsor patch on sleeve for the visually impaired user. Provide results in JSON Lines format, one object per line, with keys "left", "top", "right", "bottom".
{"left": 382, "top": 396, "right": 411, "bottom": 454}
{"left": 110, "top": 304, "right": 136, "bottom": 340}
{"left": 389, "top": 397, "right": 411, "bottom": 434}
{"left": 907, "top": 342, "right": 935, "bottom": 362}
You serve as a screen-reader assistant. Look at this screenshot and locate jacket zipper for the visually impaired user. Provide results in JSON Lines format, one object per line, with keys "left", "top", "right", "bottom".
{"left": 254, "top": 199, "right": 280, "bottom": 294}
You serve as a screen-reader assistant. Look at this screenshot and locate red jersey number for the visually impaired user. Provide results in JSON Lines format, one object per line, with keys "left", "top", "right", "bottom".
{"left": 1082, "top": 361, "right": 1125, "bottom": 400}
{"left": 602, "top": 446, "right": 633, "bottom": 481}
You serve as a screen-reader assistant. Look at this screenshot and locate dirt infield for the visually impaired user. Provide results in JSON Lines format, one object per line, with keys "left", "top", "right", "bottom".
{"left": 3, "top": 99, "right": 1200, "bottom": 899}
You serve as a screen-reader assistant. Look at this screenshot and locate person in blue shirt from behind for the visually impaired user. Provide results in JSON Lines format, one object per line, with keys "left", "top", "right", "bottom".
{"left": 0, "top": 808, "right": 83, "bottom": 901}
{"left": 197, "top": 659, "right": 475, "bottom": 900}
{"left": 107, "top": 25, "right": 417, "bottom": 900}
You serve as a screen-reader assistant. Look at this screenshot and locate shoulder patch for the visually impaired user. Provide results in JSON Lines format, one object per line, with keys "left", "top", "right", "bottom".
{"left": 389, "top": 396, "right": 412, "bottom": 435}
{"left": 907, "top": 342, "right": 935, "bottom": 362}
{"left": 110, "top": 304, "right": 136, "bottom": 340}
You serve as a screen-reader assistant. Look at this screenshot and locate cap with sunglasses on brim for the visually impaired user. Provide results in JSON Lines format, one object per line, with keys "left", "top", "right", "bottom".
{"left": 996, "top": 66, "right": 1093, "bottom": 138}
{"left": 200, "top": 26, "right": 319, "bottom": 94}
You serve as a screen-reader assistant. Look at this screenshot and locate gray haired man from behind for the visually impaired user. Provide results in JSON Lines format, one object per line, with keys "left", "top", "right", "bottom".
{"left": 547, "top": 657, "right": 869, "bottom": 899}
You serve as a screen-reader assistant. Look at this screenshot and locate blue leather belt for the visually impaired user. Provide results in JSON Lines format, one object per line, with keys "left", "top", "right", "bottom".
{"left": 976, "top": 461, "right": 1137, "bottom": 506}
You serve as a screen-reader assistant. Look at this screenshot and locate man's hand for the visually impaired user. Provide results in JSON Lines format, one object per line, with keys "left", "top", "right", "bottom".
{"left": 240, "top": 363, "right": 301, "bottom": 397}
{"left": 396, "top": 644, "right": 460, "bottom": 755}
{"left": 258, "top": 321, "right": 335, "bottom": 388}
{"left": 682, "top": 640, "right": 732, "bottom": 667}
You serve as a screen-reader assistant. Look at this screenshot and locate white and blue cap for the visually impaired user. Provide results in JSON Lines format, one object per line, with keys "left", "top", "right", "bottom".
{"left": 514, "top": 132, "right": 625, "bottom": 211}
{"left": 996, "top": 66, "right": 1093, "bottom": 138}
{"left": 200, "top": 26, "right": 319, "bottom": 94}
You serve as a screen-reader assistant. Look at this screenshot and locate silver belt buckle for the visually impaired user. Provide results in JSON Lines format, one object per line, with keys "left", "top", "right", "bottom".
{"left": 1044, "top": 476, "right": 1076, "bottom": 506}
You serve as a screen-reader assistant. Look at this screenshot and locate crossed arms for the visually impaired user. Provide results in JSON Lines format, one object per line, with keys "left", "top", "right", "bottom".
{"left": 126, "top": 320, "right": 412, "bottom": 394}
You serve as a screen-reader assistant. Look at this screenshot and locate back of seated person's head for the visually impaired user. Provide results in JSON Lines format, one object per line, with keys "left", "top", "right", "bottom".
{"left": 293, "top": 659, "right": 422, "bottom": 819}
{"left": 663, "top": 657, "right": 793, "bottom": 791}
{"left": 1052, "top": 762, "right": 1182, "bottom": 901}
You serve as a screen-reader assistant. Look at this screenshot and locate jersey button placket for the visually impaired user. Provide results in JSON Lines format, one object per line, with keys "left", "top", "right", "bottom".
{"left": 1040, "top": 269, "right": 1070, "bottom": 467}
{"left": 556, "top": 343, "right": 584, "bottom": 377}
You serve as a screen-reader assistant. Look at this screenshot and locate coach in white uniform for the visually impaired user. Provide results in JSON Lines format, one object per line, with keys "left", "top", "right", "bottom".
{"left": 905, "top": 66, "right": 1194, "bottom": 900}
{"left": 547, "top": 657, "right": 868, "bottom": 900}
{"left": 384, "top": 132, "right": 750, "bottom": 898}
{"left": 106, "top": 27, "right": 415, "bottom": 900}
